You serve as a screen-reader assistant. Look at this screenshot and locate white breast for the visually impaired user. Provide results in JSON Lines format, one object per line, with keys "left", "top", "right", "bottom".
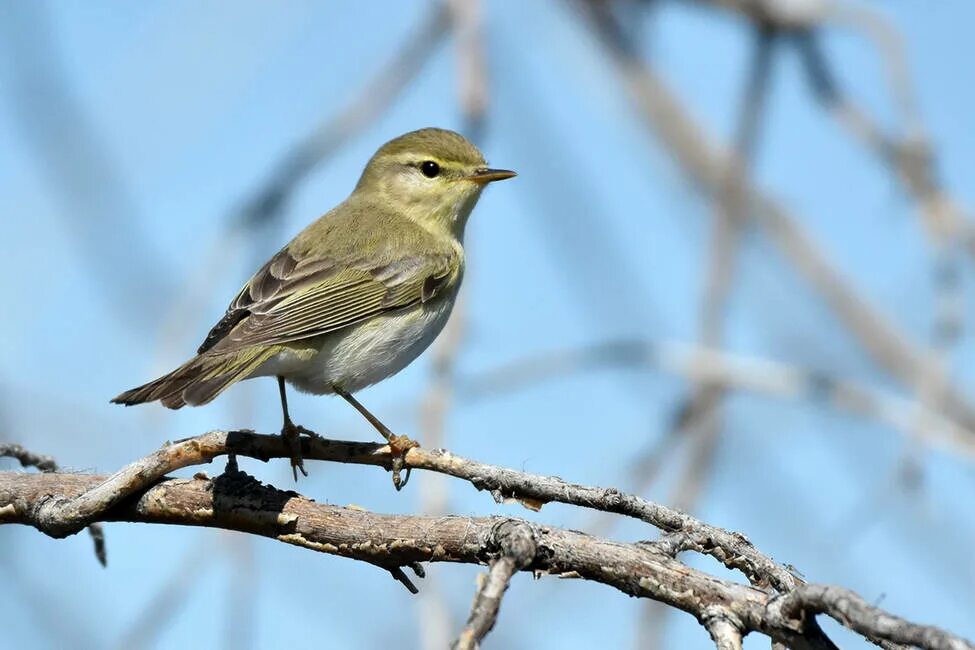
{"left": 270, "top": 297, "right": 456, "bottom": 395}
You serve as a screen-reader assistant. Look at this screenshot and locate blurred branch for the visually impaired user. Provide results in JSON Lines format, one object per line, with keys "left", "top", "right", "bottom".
{"left": 643, "top": 20, "right": 777, "bottom": 637}
{"left": 417, "top": 301, "right": 467, "bottom": 650}
{"left": 416, "top": 2, "right": 487, "bottom": 641}
{"left": 235, "top": 3, "right": 450, "bottom": 231}
{"left": 0, "top": 443, "right": 58, "bottom": 472}
{"left": 669, "top": 20, "right": 777, "bottom": 514}
{"left": 632, "top": 17, "right": 778, "bottom": 649}
{"left": 459, "top": 340, "right": 975, "bottom": 461}
{"left": 691, "top": 0, "right": 974, "bottom": 339}
{"left": 2, "top": 430, "right": 971, "bottom": 649}
{"left": 449, "top": 0, "right": 488, "bottom": 139}
{"left": 0, "top": 2, "right": 173, "bottom": 328}
{"left": 682, "top": 0, "right": 826, "bottom": 29}
{"left": 794, "top": 29, "right": 967, "bottom": 345}
{"left": 113, "top": 540, "right": 212, "bottom": 650}
{"left": 714, "top": 0, "right": 972, "bottom": 511}
{"left": 223, "top": 529, "right": 257, "bottom": 650}
{"left": 823, "top": 3, "right": 920, "bottom": 131}
{"left": 789, "top": 22, "right": 965, "bottom": 493}
{"left": 580, "top": 5, "right": 975, "bottom": 435}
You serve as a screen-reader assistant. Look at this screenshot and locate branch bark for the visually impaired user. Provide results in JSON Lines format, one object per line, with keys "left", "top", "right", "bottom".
{"left": 453, "top": 520, "right": 534, "bottom": 649}
{"left": 1, "top": 431, "right": 971, "bottom": 649}
{"left": 0, "top": 442, "right": 106, "bottom": 565}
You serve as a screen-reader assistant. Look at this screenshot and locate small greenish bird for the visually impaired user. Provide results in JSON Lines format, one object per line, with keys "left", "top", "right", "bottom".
{"left": 113, "top": 128, "right": 515, "bottom": 480}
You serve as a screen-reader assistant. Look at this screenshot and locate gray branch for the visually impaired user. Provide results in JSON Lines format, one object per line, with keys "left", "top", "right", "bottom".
{"left": 453, "top": 520, "right": 535, "bottom": 649}
{"left": 0, "top": 442, "right": 106, "bottom": 565}
{"left": 1, "top": 431, "right": 971, "bottom": 648}
{"left": 705, "top": 615, "right": 744, "bottom": 650}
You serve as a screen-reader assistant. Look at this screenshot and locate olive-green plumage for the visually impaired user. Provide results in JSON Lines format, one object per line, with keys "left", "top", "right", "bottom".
{"left": 113, "top": 128, "right": 514, "bottom": 414}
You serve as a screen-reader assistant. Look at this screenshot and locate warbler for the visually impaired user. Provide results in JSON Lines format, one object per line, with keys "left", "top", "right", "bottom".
{"left": 113, "top": 128, "right": 515, "bottom": 480}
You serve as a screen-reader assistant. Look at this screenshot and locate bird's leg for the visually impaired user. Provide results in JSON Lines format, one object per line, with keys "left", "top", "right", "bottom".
{"left": 278, "top": 376, "right": 313, "bottom": 480}
{"left": 331, "top": 384, "right": 419, "bottom": 450}
{"left": 332, "top": 384, "right": 418, "bottom": 491}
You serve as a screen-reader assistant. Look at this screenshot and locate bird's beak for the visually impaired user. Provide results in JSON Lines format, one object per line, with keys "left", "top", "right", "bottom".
{"left": 468, "top": 167, "right": 517, "bottom": 184}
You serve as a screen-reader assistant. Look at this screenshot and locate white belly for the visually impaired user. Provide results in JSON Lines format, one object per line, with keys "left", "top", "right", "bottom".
{"left": 258, "top": 298, "right": 455, "bottom": 395}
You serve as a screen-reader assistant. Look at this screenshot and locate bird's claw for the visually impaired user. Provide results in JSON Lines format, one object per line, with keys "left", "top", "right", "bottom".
{"left": 387, "top": 434, "right": 418, "bottom": 491}
{"left": 281, "top": 420, "right": 313, "bottom": 481}
{"left": 294, "top": 424, "right": 320, "bottom": 439}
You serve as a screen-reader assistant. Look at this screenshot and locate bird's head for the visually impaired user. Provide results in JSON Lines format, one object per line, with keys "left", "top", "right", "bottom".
{"left": 354, "top": 128, "right": 515, "bottom": 237}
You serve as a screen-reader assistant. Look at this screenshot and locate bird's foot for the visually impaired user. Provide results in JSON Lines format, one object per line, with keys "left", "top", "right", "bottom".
{"left": 294, "top": 424, "right": 321, "bottom": 439}
{"left": 386, "top": 434, "right": 419, "bottom": 491}
{"left": 281, "top": 419, "right": 312, "bottom": 481}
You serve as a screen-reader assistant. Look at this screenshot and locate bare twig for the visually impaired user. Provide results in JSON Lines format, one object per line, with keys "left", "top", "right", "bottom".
{"left": 453, "top": 521, "right": 535, "bottom": 650}
{"left": 0, "top": 443, "right": 58, "bottom": 472}
{"left": 2, "top": 446, "right": 970, "bottom": 649}
{"left": 705, "top": 615, "right": 744, "bottom": 650}
{"left": 0, "top": 442, "right": 106, "bottom": 566}
{"left": 772, "top": 584, "right": 972, "bottom": 650}
{"left": 0, "top": 429, "right": 798, "bottom": 592}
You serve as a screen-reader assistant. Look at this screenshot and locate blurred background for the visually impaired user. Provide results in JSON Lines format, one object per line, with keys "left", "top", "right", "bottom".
{"left": 1, "top": 1, "right": 973, "bottom": 648}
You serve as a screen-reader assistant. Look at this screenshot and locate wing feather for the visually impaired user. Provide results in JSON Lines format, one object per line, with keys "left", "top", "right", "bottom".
{"left": 200, "top": 244, "right": 458, "bottom": 355}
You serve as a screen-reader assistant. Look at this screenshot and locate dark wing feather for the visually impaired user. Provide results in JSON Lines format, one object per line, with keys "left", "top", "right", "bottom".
{"left": 198, "top": 246, "right": 458, "bottom": 355}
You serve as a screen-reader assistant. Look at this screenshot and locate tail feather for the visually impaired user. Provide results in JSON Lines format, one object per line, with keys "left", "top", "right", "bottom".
{"left": 111, "top": 348, "right": 278, "bottom": 410}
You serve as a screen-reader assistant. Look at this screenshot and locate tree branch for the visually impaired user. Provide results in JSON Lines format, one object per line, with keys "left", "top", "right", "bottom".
{"left": 0, "top": 430, "right": 797, "bottom": 592}
{"left": 772, "top": 584, "right": 973, "bottom": 650}
{"left": 0, "top": 442, "right": 58, "bottom": 472}
{"left": 0, "top": 442, "right": 106, "bottom": 565}
{"left": 234, "top": 2, "right": 450, "bottom": 231}
{"left": 1, "top": 431, "right": 971, "bottom": 649}
{"left": 453, "top": 520, "right": 534, "bottom": 649}
{"left": 705, "top": 614, "right": 744, "bottom": 650}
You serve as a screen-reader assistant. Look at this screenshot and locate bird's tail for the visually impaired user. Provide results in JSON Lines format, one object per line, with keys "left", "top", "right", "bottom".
{"left": 112, "top": 347, "right": 278, "bottom": 409}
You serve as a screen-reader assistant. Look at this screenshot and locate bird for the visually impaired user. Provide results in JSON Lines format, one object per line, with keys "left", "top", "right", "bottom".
{"left": 113, "top": 127, "right": 515, "bottom": 481}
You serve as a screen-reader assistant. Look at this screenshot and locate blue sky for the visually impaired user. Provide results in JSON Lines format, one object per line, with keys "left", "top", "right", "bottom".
{"left": 1, "top": 2, "right": 974, "bottom": 648}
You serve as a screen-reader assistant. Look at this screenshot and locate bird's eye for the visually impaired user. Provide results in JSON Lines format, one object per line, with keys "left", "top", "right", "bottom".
{"left": 420, "top": 160, "right": 440, "bottom": 178}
